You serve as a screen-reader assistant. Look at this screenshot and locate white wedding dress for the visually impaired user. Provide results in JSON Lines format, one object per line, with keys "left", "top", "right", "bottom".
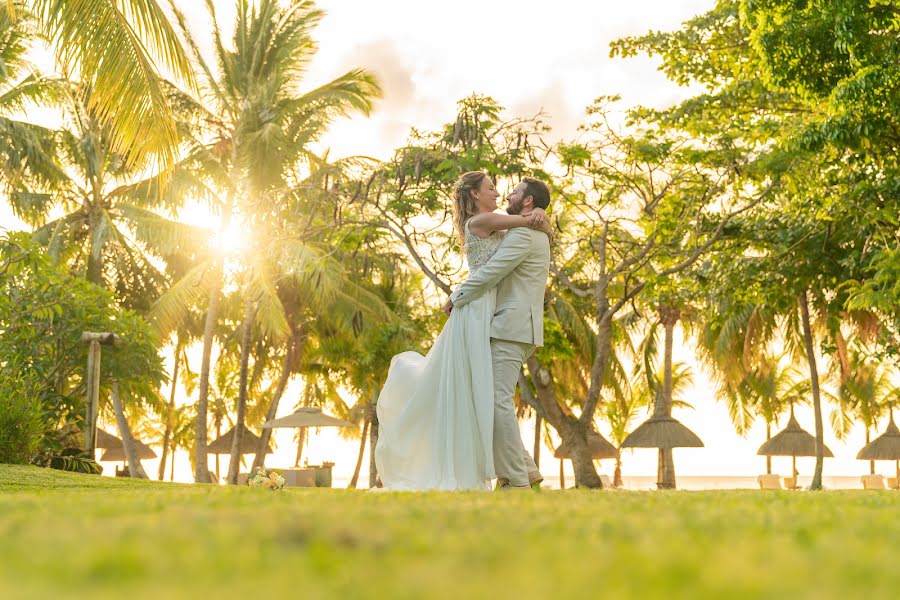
{"left": 374, "top": 221, "right": 503, "bottom": 490}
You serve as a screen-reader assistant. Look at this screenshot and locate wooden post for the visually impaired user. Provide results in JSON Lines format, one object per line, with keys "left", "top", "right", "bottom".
{"left": 81, "top": 332, "right": 120, "bottom": 455}
{"left": 559, "top": 458, "right": 565, "bottom": 490}
{"left": 369, "top": 388, "right": 380, "bottom": 488}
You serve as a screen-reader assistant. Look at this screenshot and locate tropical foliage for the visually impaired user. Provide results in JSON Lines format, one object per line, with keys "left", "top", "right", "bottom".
{"left": 3, "top": 0, "right": 900, "bottom": 490}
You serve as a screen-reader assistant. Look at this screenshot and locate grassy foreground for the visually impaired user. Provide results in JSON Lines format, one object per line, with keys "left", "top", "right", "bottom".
{"left": 1, "top": 465, "right": 898, "bottom": 599}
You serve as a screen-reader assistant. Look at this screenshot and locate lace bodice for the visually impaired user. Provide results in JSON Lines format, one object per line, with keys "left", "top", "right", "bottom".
{"left": 464, "top": 219, "right": 504, "bottom": 274}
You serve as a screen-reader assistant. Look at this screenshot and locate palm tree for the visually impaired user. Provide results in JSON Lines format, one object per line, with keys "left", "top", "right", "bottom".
{"left": 9, "top": 80, "right": 204, "bottom": 476}
{"left": 830, "top": 346, "right": 893, "bottom": 474}
{"left": 155, "top": 0, "right": 381, "bottom": 484}
{"left": 22, "top": 85, "right": 207, "bottom": 301}
{"left": 28, "top": 0, "right": 194, "bottom": 168}
{"left": 0, "top": 4, "right": 62, "bottom": 205}
{"left": 606, "top": 361, "right": 693, "bottom": 487}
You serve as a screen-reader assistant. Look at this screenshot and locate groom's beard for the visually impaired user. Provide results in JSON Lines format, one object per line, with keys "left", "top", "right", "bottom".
{"left": 506, "top": 201, "right": 523, "bottom": 215}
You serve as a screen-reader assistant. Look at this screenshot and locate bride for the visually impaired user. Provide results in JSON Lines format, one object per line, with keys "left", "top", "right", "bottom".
{"left": 374, "top": 171, "right": 551, "bottom": 490}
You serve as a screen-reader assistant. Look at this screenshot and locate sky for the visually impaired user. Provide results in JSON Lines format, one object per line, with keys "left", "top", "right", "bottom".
{"left": 2, "top": 0, "right": 888, "bottom": 486}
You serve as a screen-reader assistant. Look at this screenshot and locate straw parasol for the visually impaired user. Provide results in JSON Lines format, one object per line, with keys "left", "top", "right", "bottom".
{"left": 100, "top": 440, "right": 157, "bottom": 462}
{"left": 856, "top": 413, "right": 900, "bottom": 482}
{"left": 261, "top": 407, "right": 353, "bottom": 468}
{"left": 95, "top": 428, "right": 122, "bottom": 449}
{"left": 554, "top": 430, "right": 617, "bottom": 459}
{"left": 207, "top": 424, "right": 273, "bottom": 455}
{"left": 261, "top": 407, "right": 354, "bottom": 429}
{"left": 621, "top": 416, "right": 704, "bottom": 449}
{"left": 757, "top": 410, "right": 833, "bottom": 482}
{"left": 554, "top": 430, "right": 618, "bottom": 489}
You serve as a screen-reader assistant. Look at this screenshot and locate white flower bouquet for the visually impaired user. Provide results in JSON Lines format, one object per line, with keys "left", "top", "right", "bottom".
{"left": 248, "top": 467, "right": 286, "bottom": 491}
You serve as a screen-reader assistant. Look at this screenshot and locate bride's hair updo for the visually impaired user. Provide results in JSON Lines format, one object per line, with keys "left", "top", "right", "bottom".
{"left": 452, "top": 171, "right": 487, "bottom": 251}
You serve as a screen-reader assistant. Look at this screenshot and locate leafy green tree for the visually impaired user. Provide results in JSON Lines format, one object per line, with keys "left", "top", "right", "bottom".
{"left": 535, "top": 98, "right": 762, "bottom": 487}
{"left": 0, "top": 232, "right": 165, "bottom": 468}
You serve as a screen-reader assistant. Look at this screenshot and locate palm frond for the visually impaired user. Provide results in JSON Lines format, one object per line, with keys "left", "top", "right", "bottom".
{"left": 33, "top": 0, "right": 195, "bottom": 167}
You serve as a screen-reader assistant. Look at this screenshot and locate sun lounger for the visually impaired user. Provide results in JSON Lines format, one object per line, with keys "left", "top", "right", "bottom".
{"left": 861, "top": 474, "right": 886, "bottom": 490}
{"left": 757, "top": 474, "right": 783, "bottom": 490}
{"left": 887, "top": 477, "right": 899, "bottom": 490}
{"left": 782, "top": 476, "right": 800, "bottom": 490}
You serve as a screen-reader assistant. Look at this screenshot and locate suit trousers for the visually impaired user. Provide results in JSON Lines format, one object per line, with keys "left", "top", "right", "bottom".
{"left": 490, "top": 337, "right": 540, "bottom": 487}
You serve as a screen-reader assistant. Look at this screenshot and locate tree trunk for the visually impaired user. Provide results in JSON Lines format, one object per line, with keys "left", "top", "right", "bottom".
{"left": 800, "top": 289, "right": 825, "bottom": 491}
{"left": 614, "top": 449, "right": 623, "bottom": 488}
{"left": 368, "top": 388, "right": 380, "bottom": 488}
{"left": 656, "top": 306, "right": 679, "bottom": 490}
{"left": 866, "top": 429, "right": 874, "bottom": 474}
{"left": 227, "top": 297, "right": 254, "bottom": 485}
{"left": 169, "top": 448, "right": 175, "bottom": 481}
{"left": 110, "top": 382, "right": 148, "bottom": 479}
{"left": 214, "top": 419, "right": 221, "bottom": 482}
{"left": 158, "top": 339, "right": 181, "bottom": 481}
{"left": 524, "top": 358, "right": 602, "bottom": 488}
{"left": 294, "top": 428, "right": 306, "bottom": 466}
{"left": 533, "top": 412, "right": 542, "bottom": 470}
{"left": 348, "top": 415, "right": 370, "bottom": 488}
{"left": 194, "top": 261, "right": 223, "bottom": 484}
{"left": 251, "top": 337, "right": 298, "bottom": 472}
{"left": 766, "top": 421, "right": 772, "bottom": 475}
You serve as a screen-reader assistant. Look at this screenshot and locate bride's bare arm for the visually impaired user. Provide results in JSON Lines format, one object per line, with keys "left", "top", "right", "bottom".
{"left": 467, "top": 209, "right": 551, "bottom": 238}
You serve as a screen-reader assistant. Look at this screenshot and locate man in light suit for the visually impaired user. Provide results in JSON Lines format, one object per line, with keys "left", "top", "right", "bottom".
{"left": 442, "top": 177, "right": 551, "bottom": 489}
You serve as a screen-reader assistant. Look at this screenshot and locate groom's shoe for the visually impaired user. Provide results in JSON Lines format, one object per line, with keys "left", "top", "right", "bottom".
{"left": 498, "top": 482, "right": 531, "bottom": 491}
{"left": 528, "top": 470, "right": 544, "bottom": 489}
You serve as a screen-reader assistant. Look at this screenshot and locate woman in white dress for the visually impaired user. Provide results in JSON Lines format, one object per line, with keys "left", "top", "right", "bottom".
{"left": 374, "top": 171, "right": 551, "bottom": 490}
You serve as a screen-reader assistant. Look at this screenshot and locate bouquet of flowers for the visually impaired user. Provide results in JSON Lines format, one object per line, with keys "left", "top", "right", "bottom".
{"left": 248, "top": 467, "right": 286, "bottom": 491}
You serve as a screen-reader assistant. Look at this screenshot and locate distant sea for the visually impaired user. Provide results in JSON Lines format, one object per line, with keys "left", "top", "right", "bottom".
{"left": 331, "top": 475, "right": 884, "bottom": 490}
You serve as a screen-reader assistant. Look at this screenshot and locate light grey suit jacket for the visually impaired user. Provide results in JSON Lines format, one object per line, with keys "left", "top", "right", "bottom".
{"left": 449, "top": 227, "right": 550, "bottom": 347}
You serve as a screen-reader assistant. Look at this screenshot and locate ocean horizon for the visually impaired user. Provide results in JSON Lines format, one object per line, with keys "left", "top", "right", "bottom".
{"left": 328, "top": 474, "right": 893, "bottom": 491}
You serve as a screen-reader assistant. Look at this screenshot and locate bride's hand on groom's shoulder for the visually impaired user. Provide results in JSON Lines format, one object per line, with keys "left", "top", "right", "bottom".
{"left": 441, "top": 298, "right": 454, "bottom": 316}
{"left": 524, "top": 208, "right": 551, "bottom": 235}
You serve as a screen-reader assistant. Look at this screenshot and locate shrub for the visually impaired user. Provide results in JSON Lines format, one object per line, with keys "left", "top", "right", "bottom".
{"left": 0, "top": 372, "right": 44, "bottom": 464}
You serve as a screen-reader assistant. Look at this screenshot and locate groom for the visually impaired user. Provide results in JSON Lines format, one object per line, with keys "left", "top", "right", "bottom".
{"left": 442, "top": 177, "right": 551, "bottom": 489}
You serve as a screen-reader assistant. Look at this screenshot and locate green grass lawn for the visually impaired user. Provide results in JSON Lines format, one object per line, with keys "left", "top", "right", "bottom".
{"left": 1, "top": 464, "right": 898, "bottom": 599}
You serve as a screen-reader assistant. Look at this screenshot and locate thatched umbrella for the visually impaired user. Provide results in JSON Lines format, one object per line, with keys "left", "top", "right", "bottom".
{"left": 100, "top": 439, "right": 157, "bottom": 462}
{"left": 261, "top": 407, "right": 354, "bottom": 429}
{"left": 207, "top": 424, "right": 273, "bottom": 455}
{"left": 554, "top": 430, "right": 617, "bottom": 489}
{"left": 757, "top": 410, "right": 833, "bottom": 483}
{"left": 95, "top": 428, "right": 122, "bottom": 449}
{"left": 856, "top": 413, "right": 900, "bottom": 483}
{"left": 621, "top": 416, "right": 704, "bottom": 449}
{"left": 261, "top": 407, "right": 353, "bottom": 468}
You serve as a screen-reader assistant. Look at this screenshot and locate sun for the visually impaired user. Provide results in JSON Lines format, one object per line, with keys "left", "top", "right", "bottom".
{"left": 178, "top": 201, "right": 250, "bottom": 256}
{"left": 211, "top": 219, "right": 250, "bottom": 255}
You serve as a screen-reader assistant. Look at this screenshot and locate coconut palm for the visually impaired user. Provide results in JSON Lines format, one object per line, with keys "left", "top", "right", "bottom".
{"left": 625, "top": 300, "right": 703, "bottom": 489}
{"left": 27, "top": 0, "right": 194, "bottom": 168}
{"left": 606, "top": 361, "right": 693, "bottom": 487}
{"left": 829, "top": 345, "right": 894, "bottom": 474}
{"left": 21, "top": 84, "right": 208, "bottom": 304}
{"left": 152, "top": 0, "right": 381, "bottom": 484}
{"left": 0, "top": 4, "right": 62, "bottom": 205}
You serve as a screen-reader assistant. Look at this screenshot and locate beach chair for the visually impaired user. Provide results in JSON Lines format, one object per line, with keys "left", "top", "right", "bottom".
{"left": 757, "top": 474, "right": 783, "bottom": 490}
{"left": 599, "top": 474, "right": 612, "bottom": 489}
{"left": 887, "top": 477, "right": 899, "bottom": 490}
{"left": 782, "top": 476, "right": 800, "bottom": 490}
{"left": 861, "top": 474, "right": 886, "bottom": 490}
